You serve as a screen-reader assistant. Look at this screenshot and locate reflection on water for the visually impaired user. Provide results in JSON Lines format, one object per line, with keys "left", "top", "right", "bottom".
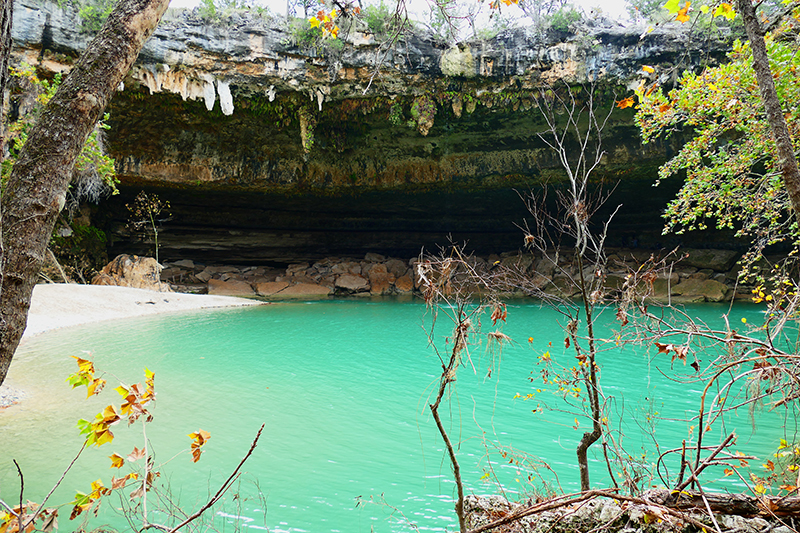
{"left": 0, "top": 300, "right": 783, "bottom": 532}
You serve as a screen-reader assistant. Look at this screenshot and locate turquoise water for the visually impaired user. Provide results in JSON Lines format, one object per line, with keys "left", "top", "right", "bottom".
{"left": 0, "top": 300, "right": 785, "bottom": 532}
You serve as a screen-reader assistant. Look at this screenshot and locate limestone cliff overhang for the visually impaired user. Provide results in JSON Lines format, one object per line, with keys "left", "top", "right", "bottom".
{"left": 12, "top": 0, "right": 731, "bottom": 106}
{"left": 9, "top": 0, "right": 733, "bottom": 194}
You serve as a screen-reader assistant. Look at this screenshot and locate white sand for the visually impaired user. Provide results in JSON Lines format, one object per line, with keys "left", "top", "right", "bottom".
{"left": 0, "top": 284, "right": 261, "bottom": 407}
{"left": 23, "top": 283, "right": 263, "bottom": 338}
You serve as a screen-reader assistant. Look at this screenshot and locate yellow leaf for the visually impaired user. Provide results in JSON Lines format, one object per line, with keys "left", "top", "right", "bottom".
{"left": 754, "top": 483, "right": 766, "bottom": 494}
{"left": 188, "top": 429, "right": 211, "bottom": 445}
{"left": 309, "top": 17, "right": 320, "bottom": 28}
{"left": 109, "top": 453, "right": 125, "bottom": 469}
{"left": 100, "top": 404, "right": 120, "bottom": 425}
{"left": 713, "top": 2, "right": 735, "bottom": 20}
{"left": 642, "top": 65, "right": 655, "bottom": 73}
{"left": 73, "top": 356, "right": 95, "bottom": 374}
{"left": 94, "top": 428, "right": 114, "bottom": 447}
{"left": 87, "top": 378, "right": 106, "bottom": 397}
{"left": 89, "top": 479, "right": 110, "bottom": 499}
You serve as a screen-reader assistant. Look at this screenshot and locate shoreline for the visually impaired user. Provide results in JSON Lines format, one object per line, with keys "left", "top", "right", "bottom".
{"left": 0, "top": 283, "right": 262, "bottom": 408}
{"left": 23, "top": 283, "right": 263, "bottom": 337}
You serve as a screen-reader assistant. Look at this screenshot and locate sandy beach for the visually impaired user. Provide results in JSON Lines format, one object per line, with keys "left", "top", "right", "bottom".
{"left": 0, "top": 283, "right": 261, "bottom": 407}
{"left": 23, "top": 283, "right": 261, "bottom": 337}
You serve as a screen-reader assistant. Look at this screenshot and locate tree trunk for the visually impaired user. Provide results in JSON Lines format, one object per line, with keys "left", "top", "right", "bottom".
{"left": 0, "top": 0, "right": 13, "bottom": 155}
{"left": 0, "top": 0, "right": 14, "bottom": 373}
{"left": 736, "top": 0, "right": 800, "bottom": 222}
{"left": 0, "top": 0, "right": 170, "bottom": 386}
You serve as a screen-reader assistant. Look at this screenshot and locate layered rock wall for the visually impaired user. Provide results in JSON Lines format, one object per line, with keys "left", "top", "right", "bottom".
{"left": 9, "top": 1, "right": 739, "bottom": 263}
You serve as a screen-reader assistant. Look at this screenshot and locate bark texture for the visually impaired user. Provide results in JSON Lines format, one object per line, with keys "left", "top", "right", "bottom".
{"left": 736, "top": 0, "right": 800, "bottom": 221}
{"left": 0, "top": 0, "right": 170, "bottom": 386}
{"left": 0, "top": 0, "right": 14, "bottom": 358}
{"left": 0, "top": 0, "right": 12, "bottom": 155}
{"left": 648, "top": 489, "right": 800, "bottom": 517}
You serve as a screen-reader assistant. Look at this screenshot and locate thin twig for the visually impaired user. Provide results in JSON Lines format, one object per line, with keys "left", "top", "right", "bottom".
{"left": 142, "top": 424, "right": 265, "bottom": 533}
{"left": 22, "top": 442, "right": 87, "bottom": 530}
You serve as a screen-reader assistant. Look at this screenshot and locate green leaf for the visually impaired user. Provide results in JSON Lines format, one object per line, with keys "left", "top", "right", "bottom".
{"left": 71, "top": 491, "right": 90, "bottom": 507}
{"left": 663, "top": 0, "right": 680, "bottom": 13}
{"left": 76, "top": 419, "right": 92, "bottom": 435}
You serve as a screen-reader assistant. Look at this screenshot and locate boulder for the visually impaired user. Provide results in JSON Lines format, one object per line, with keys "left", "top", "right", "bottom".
{"left": 368, "top": 265, "right": 396, "bottom": 295}
{"left": 650, "top": 278, "right": 674, "bottom": 300}
{"left": 332, "top": 261, "right": 361, "bottom": 275}
{"left": 534, "top": 256, "right": 558, "bottom": 278}
{"left": 602, "top": 273, "right": 627, "bottom": 292}
{"left": 395, "top": 274, "right": 414, "bottom": 293}
{"left": 254, "top": 281, "right": 290, "bottom": 296}
{"left": 204, "top": 265, "right": 240, "bottom": 275}
{"left": 160, "top": 266, "right": 187, "bottom": 280}
{"left": 364, "top": 252, "right": 386, "bottom": 262}
{"left": 278, "top": 283, "right": 332, "bottom": 297}
{"left": 286, "top": 262, "right": 310, "bottom": 275}
{"left": 335, "top": 274, "right": 369, "bottom": 292}
{"left": 671, "top": 278, "right": 730, "bottom": 302}
{"left": 501, "top": 253, "right": 534, "bottom": 273}
{"left": 171, "top": 259, "right": 195, "bottom": 269}
{"left": 92, "top": 254, "right": 171, "bottom": 292}
{"left": 195, "top": 270, "right": 213, "bottom": 282}
{"left": 681, "top": 249, "right": 741, "bottom": 272}
{"left": 207, "top": 278, "right": 255, "bottom": 297}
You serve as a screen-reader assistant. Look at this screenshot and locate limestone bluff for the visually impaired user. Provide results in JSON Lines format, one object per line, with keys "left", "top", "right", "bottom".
{"left": 10, "top": 1, "right": 735, "bottom": 263}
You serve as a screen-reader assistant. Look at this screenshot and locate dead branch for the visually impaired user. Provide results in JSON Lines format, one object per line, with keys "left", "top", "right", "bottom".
{"left": 467, "top": 489, "right": 619, "bottom": 533}
{"left": 673, "top": 433, "right": 736, "bottom": 496}
{"left": 647, "top": 489, "right": 800, "bottom": 518}
{"left": 429, "top": 311, "right": 470, "bottom": 533}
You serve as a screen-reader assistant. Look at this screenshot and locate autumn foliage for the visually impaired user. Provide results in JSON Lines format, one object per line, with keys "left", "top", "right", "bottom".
{"left": 0, "top": 358, "right": 212, "bottom": 532}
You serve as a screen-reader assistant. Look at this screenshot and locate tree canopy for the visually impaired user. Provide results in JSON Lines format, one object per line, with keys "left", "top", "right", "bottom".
{"left": 634, "top": 2, "right": 800, "bottom": 286}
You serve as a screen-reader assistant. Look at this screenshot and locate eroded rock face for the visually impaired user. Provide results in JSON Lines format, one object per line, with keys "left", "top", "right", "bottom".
{"left": 10, "top": 1, "right": 739, "bottom": 263}
{"left": 10, "top": 0, "right": 731, "bottom": 196}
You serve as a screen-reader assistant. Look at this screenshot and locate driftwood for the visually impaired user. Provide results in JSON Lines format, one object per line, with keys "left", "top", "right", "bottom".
{"left": 647, "top": 489, "right": 800, "bottom": 518}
